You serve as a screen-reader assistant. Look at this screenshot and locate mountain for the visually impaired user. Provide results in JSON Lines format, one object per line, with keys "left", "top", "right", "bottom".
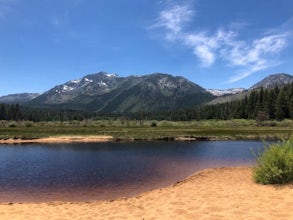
{"left": 208, "top": 73, "right": 293, "bottom": 105}
{"left": 250, "top": 73, "right": 293, "bottom": 90}
{"left": 206, "top": 88, "right": 245, "bottom": 96}
{"left": 28, "top": 72, "right": 215, "bottom": 112}
{"left": 0, "top": 93, "right": 39, "bottom": 104}
{"left": 30, "top": 72, "right": 121, "bottom": 107}
{"left": 4, "top": 72, "right": 292, "bottom": 111}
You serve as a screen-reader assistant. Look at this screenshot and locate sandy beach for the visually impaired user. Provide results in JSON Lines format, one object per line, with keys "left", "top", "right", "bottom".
{"left": 0, "top": 167, "right": 292, "bottom": 220}
{"left": 0, "top": 135, "right": 114, "bottom": 144}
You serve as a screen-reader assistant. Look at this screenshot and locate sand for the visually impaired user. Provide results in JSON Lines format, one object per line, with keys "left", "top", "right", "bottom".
{"left": 0, "top": 135, "right": 114, "bottom": 144}
{"left": 0, "top": 167, "right": 292, "bottom": 220}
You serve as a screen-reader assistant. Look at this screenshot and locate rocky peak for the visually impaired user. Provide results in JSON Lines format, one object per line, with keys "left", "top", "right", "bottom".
{"left": 250, "top": 73, "right": 293, "bottom": 90}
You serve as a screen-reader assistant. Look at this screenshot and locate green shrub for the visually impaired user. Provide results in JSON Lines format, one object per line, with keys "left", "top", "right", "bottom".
{"left": 8, "top": 122, "right": 17, "bottom": 128}
{"left": 151, "top": 121, "right": 157, "bottom": 127}
{"left": 25, "top": 121, "right": 34, "bottom": 127}
{"left": 253, "top": 139, "right": 293, "bottom": 184}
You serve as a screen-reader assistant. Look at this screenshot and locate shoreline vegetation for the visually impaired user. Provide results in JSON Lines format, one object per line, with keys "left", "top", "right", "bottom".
{"left": 1, "top": 167, "right": 292, "bottom": 219}
{"left": 0, "top": 119, "right": 292, "bottom": 143}
{"left": 253, "top": 139, "right": 293, "bottom": 184}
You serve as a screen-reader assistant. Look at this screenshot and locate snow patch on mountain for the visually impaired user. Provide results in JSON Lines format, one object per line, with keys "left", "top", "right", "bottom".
{"left": 105, "top": 73, "right": 118, "bottom": 77}
{"left": 63, "top": 85, "right": 74, "bottom": 91}
{"left": 206, "top": 88, "right": 245, "bottom": 96}
{"left": 84, "top": 78, "right": 93, "bottom": 83}
{"left": 71, "top": 79, "right": 81, "bottom": 84}
{"left": 99, "top": 81, "right": 107, "bottom": 86}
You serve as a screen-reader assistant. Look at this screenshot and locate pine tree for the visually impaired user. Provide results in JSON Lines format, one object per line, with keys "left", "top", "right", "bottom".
{"left": 289, "top": 96, "right": 293, "bottom": 119}
{"left": 0, "top": 103, "right": 7, "bottom": 120}
{"left": 264, "top": 90, "right": 275, "bottom": 119}
{"left": 275, "top": 90, "right": 286, "bottom": 121}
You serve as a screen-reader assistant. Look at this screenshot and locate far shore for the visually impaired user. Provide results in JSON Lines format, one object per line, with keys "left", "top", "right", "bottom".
{"left": 0, "top": 134, "right": 284, "bottom": 144}
{"left": 0, "top": 167, "right": 292, "bottom": 219}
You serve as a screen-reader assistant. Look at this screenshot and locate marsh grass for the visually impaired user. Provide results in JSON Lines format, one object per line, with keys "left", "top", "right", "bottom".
{"left": 253, "top": 139, "right": 293, "bottom": 184}
{"left": 0, "top": 119, "right": 292, "bottom": 140}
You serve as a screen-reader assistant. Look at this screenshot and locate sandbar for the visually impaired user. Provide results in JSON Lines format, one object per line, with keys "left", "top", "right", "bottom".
{"left": 0, "top": 135, "right": 114, "bottom": 144}
{"left": 0, "top": 167, "right": 292, "bottom": 219}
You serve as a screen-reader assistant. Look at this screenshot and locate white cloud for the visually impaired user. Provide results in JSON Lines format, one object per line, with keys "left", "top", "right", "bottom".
{"left": 152, "top": 2, "right": 290, "bottom": 83}
{"left": 182, "top": 29, "right": 236, "bottom": 66}
{"left": 224, "top": 34, "right": 287, "bottom": 82}
{"left": 253, "top": 35, "right": 287, "bottom": 54}
{"left": 227, "top": 62, "right": 270, "bottom": 83}
{"left": 152, "top": 4, "right": 194, "bottom": 38}
{"left": 194, "top": 45, "right": 215, "bottom": 66}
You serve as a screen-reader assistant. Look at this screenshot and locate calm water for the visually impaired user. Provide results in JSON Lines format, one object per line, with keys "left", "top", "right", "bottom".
{"left": 0, "top": 141, "right": 265, "bottom": 202}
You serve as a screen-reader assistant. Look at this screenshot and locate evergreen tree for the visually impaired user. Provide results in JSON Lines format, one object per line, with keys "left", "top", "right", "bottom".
{"left": 289, "top": 96, "right": 293, "bottom": 119}
{"left": 275, "top": 90, "right": 286, "bottom": 121}
{"left": 0, "top": 103, "right": 7, "bottom": 120}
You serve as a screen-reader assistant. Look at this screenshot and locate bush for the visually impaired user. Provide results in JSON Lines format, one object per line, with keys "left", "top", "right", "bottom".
{"left": 25, "top": 121, "right": 34, "bottom": 127}
{"left": 8, "top": 122, "right": 17, "bottom": 128}
{"left": 151, "top": 121, "right": 157, "bottom": 127}
{"left": 253, "top": 139, "right": 293, "bottom": 184}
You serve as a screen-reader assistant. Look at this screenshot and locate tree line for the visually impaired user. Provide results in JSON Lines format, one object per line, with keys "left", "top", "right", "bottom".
{"left": 197, "top": 82, "right": 293, "bottom": 121}
{"left": 0, "top": 82, "right": 292, "bottom": 122}
{"left": 157, "top": 82, "right": 293, "bottom": 121}
{"left": 0, "top": 104, "right": 98, "bottom": 122}
{"left": 129, "top": 82, "right": 293, "bottom": 121}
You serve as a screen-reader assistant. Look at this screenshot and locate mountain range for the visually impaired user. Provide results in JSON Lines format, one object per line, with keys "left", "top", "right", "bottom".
{"left": 0, "top": 72, "right": 292, "bottom": 113}
{"left": 27, "top": 72, "right": 215, "bottom": 112}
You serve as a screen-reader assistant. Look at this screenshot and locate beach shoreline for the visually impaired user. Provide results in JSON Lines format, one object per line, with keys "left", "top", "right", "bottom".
{"left": 0, "top": 167, "right": 292, "bottom": 219}
{"left": 0, "top": 135, "right": 114, "bottom": 144}
{"left": 0, "top": 134, "right": 282, "bottom": 144}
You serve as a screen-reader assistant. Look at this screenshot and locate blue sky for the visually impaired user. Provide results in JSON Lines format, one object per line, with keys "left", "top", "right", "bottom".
{"left": 0, "top": 0, "right": 292, "bottom": 96}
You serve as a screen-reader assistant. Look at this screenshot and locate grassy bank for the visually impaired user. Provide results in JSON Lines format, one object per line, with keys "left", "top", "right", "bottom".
{"left": 0, "top": 119, "right": 292, "bottom": 141}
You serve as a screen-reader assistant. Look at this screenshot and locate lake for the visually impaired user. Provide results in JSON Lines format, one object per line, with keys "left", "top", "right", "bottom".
{"left": 0, "top": 141, "right": 266, "bottom": 202}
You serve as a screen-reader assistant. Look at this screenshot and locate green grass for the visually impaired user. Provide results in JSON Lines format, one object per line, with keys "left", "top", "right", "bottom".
{"left": 253, "top": 138, "right": 293, "bottom": 184}
{"left": 0, "top": 119, "right": 292, "bottom": 140}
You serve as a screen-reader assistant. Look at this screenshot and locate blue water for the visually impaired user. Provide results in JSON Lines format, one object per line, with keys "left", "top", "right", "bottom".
{"left": 0, "top": 141, "right": 265, "bottom": 202}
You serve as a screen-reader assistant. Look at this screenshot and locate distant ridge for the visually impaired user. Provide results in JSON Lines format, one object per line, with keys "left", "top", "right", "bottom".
{"left": 0, "top": 93, "right": 39, "bottom": 104}
{"left": 208, "top": 73, "right": 293, "bottom": 105}
{"left": 250, "top": 73, "right": 293, "bottom": 90}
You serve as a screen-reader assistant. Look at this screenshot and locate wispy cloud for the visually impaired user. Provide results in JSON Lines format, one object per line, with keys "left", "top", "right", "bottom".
{"left": 182, "top": 29, "right": 236, "bottom": 67}
{"left": 154, "top": 4, "right": 193, "bottom": 34}
{"left": 225, "top": 34, "right": 287, "bottom": 82}
{"left": 152, "top": 2, "right": 291, "bottom": 83}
